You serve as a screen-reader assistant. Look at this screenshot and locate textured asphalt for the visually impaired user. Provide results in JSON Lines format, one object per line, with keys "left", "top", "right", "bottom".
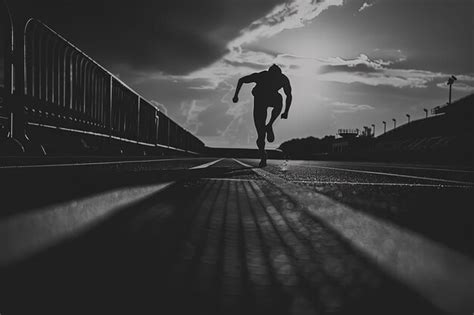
{"left": 1, "top": 158, "right": 473, "bottom": 315}
{"left": 242, "top": 159, "right": 474, "bottom": 258}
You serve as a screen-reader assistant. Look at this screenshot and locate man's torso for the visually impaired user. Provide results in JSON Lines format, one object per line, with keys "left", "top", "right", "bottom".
{"left": 252, "top": 71, "right": 287, "bottom": 97}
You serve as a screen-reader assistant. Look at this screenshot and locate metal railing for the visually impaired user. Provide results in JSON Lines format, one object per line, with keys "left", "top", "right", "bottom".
{"left": 337, "top": 129, "right": 359, "bottom": 136}
{"left": 0, "top": 0, "right": 13, "bottom": 123}
{"left": 8, "top": 18, "right": 205, "bottom": 153}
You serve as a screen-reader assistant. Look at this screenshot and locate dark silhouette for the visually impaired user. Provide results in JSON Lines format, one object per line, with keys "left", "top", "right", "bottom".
{"left": 233, "top": 64, "right": 292, "bottom": 167}
{"left": 277, "top": 94, "right": 474, "bottom": 166}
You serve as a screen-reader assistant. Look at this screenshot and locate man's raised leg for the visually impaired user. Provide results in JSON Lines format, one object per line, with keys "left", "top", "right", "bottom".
{"left": 265, "top": 101, "right": 282, "bottom": 143}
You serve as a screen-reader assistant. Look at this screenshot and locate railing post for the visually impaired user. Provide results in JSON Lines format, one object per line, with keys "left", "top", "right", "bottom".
{"left": 167, "top": 119, "right": 170, "bottom": 147}
{"left": 155, "top": 113, "right": 159, "bottom": 146}
{"left": 136, "top": 95, "right": 140, "bottom": 142}
{"left": 0, "top": 0, "right": 24, "bottom": 153}
{"left": 109, "top": 76, "right": 112, "bottom": 136}
{"left": 11, "top": 17, "right": 25, "bottom": 142}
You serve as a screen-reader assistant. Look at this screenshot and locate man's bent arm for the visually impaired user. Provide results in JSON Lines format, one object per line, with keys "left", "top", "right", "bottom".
{"left": 285, "top": 93, "right": 292, "bottom": 113}
{"left": 233, "top": 78, "right": 245, "bottom": 99}
{"left": 282, "top": 78, "right": 292, "bottom": 117}
{"left": 233, "top": 73, "right": 258, "bottom": 101}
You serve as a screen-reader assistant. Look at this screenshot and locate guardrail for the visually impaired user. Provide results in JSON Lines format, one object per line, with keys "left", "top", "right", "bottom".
{"left": 0, "top": 0, "right": 13, "bottom": 125}
{"left": 1, "top": 9, "right": 204, "bottom": 155}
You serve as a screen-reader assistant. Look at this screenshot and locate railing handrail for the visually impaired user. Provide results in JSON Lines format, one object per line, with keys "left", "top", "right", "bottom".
{"left": 24, "top": 19, "right": 137, "bottom": 101}
{"left": 22, "top": 18, "right": 198, "bottom": 137}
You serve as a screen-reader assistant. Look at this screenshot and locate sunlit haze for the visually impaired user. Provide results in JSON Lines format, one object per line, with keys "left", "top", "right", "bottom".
{"left": 15, "top": 0, "right": 474, "bottom": 148}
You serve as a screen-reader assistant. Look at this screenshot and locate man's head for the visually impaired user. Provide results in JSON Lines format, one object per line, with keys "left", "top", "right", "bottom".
{"left": 268, "top": 64, "right": 282, "bottom": 75}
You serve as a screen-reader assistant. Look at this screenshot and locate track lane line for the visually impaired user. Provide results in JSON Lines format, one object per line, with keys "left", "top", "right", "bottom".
{"left": 0, "top": 158, "right": 224, "bottom": 267}
{"left": 236, "top": 159, "right": 474, "bottom": 185}
{"left": 295, "top": 164, "right": 474, "bottom": 186}
{"left": 0, "top": 182, "right": 175, "bottom": 267}
{"left": 233, "top": 158, "right": 474, "bottom": 314}
{"left": 290, "top": 180, "right": 473, "bottom": 188}
{"left": 0, "top": 157, "right": 213, "bottom": 170}
{"left": 313, "top": 161, "right": 474, "bottom": 174}
{"left": 189, "top": 158, "right": 224, "bottom": 169}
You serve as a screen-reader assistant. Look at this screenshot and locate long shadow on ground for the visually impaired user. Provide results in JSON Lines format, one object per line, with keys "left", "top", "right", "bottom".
{"left": 0, "top": 164, "right": 442, "bottom": 315}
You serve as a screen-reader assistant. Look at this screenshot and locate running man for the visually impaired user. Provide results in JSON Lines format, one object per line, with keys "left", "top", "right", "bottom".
{"left": 232, "top": 64, "right": 292, "bottom": 167}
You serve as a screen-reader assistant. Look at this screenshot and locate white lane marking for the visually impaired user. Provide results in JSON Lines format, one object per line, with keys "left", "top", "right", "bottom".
{"left": 189, "top": 158, "right": 224, "bottom": 169}
{"left": 304, "top": 192, "right": 474, "bottom": 314}
{"left": 239, "top": 159, "right": 474, "bottom": 314}
{"left": 312, "top": 161, "right": 474, "bottom": 174}
{"left": 291, "top": 180, "right": 473, "bottom": 188}
{"left": 0, "top": 157, "right": 207, "bottom": 170}
{"left": 303, "top": 164, "right": 474, "bottom": 186}
{"left": 235, "top": 159, "right": 474, "bottom": 185}
{"left": 368, "top": 164, "right": 474, "bottom": 174}
{"left": 0, "top": 182, "right": 174, "bottom": 267}
{"left": 204, "top": 177, "right": 262, "bottom": 182}
{"left": 233, "top": 159, "right": 253, "bottom": 168}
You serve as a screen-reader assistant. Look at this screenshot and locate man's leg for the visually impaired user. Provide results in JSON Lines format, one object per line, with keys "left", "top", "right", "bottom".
{"left": 253, "top": 101, "right": 268, "bottom": 166}
{"left": 265, "top": 95, "right": 283, "bottom": 143}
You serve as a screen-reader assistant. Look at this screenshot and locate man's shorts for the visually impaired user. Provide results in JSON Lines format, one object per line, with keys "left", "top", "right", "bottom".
{"left": 253, "top": 92, "right": 282, "bottom": 108}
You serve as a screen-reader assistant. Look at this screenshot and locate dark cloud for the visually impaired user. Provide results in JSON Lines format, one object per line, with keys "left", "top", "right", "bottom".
{"left": 9, "top": 0, "right": 285, "bottom": 75}
{"left": 223, "top": 59, "right": 269, "bottom": 71}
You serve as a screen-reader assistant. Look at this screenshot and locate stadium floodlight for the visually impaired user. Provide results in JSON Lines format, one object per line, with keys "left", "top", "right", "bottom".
{"left": 392, "top": 118, "right": 396, "bottom": 129}
{"left": 382, "top": 121, "right": 386, "bottom": 133}
{"left": 447, "top": 75, "right": 457, "bottom": 105}
{"left": 423, "top": 108, "right": 428, "bottom": 118}
{"left": 406, "top": 114, "right": 410, "bottom": 123}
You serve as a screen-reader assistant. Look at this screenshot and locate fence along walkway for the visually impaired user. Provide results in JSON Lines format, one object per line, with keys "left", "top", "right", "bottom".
{"left": 1, "top": 16, "right": 203, "bottom": 153}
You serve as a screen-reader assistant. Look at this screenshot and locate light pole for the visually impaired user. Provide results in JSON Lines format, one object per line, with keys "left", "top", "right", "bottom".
{"left": 447, "top": 75, "right": 457, "bottom": 105}
{"left": 382, "top": 121, "right": 386, "bottom": 133}
{"left": 423, "top": 108, "right": 428, "bottom": 118}
{"left": 392, "top": 118, "right": 396, "bottom": 129}
{"left": 406, "top": 114, "right": 410, "bottom": 123}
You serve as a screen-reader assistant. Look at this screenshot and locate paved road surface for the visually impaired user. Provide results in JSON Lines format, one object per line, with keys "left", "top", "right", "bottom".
{"left": 242, "top": 159, "right": 474, "bottom": 257}
{"left": 1, "top": 158, "right": 473, "bottom": 315}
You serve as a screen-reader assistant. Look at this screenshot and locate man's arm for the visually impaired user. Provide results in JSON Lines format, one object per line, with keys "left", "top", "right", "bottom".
{"left": 233, "top": 73, "right": 259, "bottom": 103}
{"left": 281, "top": 76, "right": 292, "bottom": 119}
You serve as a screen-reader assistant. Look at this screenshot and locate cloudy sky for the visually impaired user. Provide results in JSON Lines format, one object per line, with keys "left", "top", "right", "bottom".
{"left": 11, "top": 0, "right": 474, "bottom": 147}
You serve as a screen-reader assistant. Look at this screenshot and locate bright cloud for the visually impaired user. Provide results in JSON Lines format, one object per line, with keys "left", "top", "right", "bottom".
{"left": 436, "top": 82, "right": 474, "bottom": 92}
{"left": 436, "top": 74, "right": 474, "bottom": 92}
{"left": 180, "top": 100, "right": 210, "bottom": 133}
{"left": 321, "top": 53, "right": 393, "bottom": 70}
{"left": 319, "top": 70, "right": 444, "bottom": 88}
{"left": 182, "top": 51, "right": 276, "bottom": 89}
{"left": 332, "top": 101, "right": 375, "bottom": 113}
{"left": 131, "top": 0, "right": 472, "bottom": 147}
{"left": 317, "top": 54, "right": 446, "bottom": 88}
{"left": 228, "top": 0, "right": 344, "bottom": 50}
{"left": 217, "top": 82, "right": 254, "bottom": 146}
{"left": 180, "top": 0, "right": 344, "bottom": 89}
{"left": 358, "top": 2, "right": 374, "bottom": 12}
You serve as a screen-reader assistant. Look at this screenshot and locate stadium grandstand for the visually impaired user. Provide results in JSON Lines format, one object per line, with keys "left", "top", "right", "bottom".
{"left": 373, "top": 94, "right": 474, "bottom": 164}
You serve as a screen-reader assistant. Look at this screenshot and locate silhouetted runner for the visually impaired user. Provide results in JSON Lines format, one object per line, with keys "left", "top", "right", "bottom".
{"left": 233, "top": 64, "right": 292, "bottom": 167}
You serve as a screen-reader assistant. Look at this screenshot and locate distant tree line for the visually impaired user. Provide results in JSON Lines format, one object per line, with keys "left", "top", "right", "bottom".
{"left": 278, "top": 135, "right": 336, "bottom": 158}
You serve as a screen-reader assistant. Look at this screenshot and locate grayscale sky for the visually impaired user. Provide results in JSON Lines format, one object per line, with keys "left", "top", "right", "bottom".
{"left": 11, "top": 0, "right": 474, "bottom": 147}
